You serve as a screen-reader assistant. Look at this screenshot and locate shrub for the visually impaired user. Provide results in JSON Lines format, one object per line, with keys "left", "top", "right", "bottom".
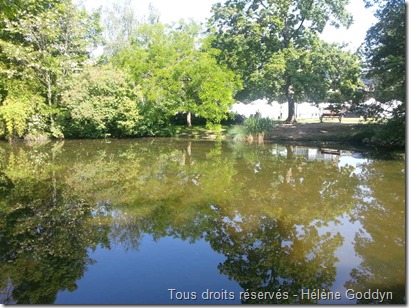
{"left": 0, "top": 81, "right": 46, "bottom": 140}
{"left": 227, "top": 125, "right": 248, "bottom": 141}
{"left": 243, "top": 114, "right": 275, "bottom": 141}
{"left": 363, "top": 117, "right": 405, "bottom": 148}
{"left": 60, "top": 65, "right": 142, "bottom": 138}
{"left": 244, "top": 115, "right": 275, "bottom": 134}
{"left": 228, "top": 114, "right": 275, "bottom": 142}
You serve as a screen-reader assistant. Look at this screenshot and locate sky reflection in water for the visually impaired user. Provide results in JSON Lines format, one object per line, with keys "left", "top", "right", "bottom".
{"left": 0, "top": 139, "right": 405, "bottom": 304}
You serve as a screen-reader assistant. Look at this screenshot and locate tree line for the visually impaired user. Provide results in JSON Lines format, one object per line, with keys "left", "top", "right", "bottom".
{"left": 0, "top": 0, "right": 405, "bottom": 143}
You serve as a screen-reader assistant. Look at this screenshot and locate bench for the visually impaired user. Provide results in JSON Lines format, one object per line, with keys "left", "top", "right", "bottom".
{"left": 319, "top": 111, "right": 344, "bottom": 122}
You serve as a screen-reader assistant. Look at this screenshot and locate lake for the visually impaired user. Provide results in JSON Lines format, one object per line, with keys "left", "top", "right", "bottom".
{"left": 0, "top": 139, "right": 405, "bottom": 304}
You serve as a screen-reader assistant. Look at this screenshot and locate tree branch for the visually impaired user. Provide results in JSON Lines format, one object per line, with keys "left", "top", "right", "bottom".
{"left": 290, "top": 0, "right": 314, "bottom": 41}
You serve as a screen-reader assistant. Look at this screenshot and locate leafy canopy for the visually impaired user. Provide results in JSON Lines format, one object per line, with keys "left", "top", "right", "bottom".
{"left": 61, "top": 65, "right": 142, "bottom": 138}
{"left": 208, "top": 0, "right": 361, "bottom": 123}
{"left": 363, "top": 0, "right": 405, "bottom": 103}
{"left": 113, "top": 20, "right": 242, "bottom": 129}
{"left": 0, "top": 0, "right": 102, "bottom": 138}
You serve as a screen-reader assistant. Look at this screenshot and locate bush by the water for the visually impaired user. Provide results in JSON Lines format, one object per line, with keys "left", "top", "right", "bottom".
{"left": 364, "top": 117, "right": 405, "bottom": 148}
{"left": 244, "top": 114, "right": 275, "bottom": 134}
{"left": 228, "top": 114, "right": 275, "bottom": 142}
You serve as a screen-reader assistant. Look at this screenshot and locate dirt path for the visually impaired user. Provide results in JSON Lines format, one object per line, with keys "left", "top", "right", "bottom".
{"left": 268, "top": 122, "right": 365, "bottom": 142}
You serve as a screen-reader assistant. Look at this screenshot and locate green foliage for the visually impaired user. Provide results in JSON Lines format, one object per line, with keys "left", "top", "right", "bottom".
{"left": 0, "top": 98, "right": 30, "bottom": 139}
{"left": 361, "top": 119, "right": 405, "bottom": 148}
{"left": 112, "top": 21, "right": 242, "bottom": 130}
{"left": 363, "top": 0, "right": 405, "bottom": 103}
{"left": 0, "top": 0, "right": 102, "bottom": 138}
{"left": 0, "top": 0, "right": 63, "bottom": 20}
{"left": 244, "top": 115, "right": 275, "bottom": 135}
{"left": 0, "top": 1, "right": 100, "bottom": 89}
{"left": 228, "top": 114, "right": 276, "bottom": 142}
{"left": 0, "top": 81, "right": 45, "bottom": 140}
{"left": 60, "top": 65, "right": 142, "bottom": 138}
{"left": 175, "top": 50, "right": 242, "bottom": 124}
{"left": 208, "top": 0, "right": 360, "bottom": 123}
{"left": 360, "top": 0, "right": 405, "bottom": 147}
{"left": 261, "top": 41, "right": 363, "bottom": 105}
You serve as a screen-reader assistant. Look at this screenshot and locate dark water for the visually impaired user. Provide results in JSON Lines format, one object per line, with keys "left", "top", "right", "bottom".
{"left": 0, "top": 139, "right": 405, "bottom": 304}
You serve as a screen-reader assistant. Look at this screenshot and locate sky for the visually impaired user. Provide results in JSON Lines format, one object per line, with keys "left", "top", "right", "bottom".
{"left": 77, "top": 0, "right": 378, "bottom": 53}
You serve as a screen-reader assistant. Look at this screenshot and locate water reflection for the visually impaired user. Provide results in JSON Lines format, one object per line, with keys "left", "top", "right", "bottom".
{"left": 345, "top": 159, "right": 405, "bottom": 304}
{"left": 0, "top": 177, "right": 111, "bottom": 303}
{"left": 0, "top": 140, "right": 405, "bottom": 304}
{"left": 206, "top": 210, "right": 343, "bottom": 304}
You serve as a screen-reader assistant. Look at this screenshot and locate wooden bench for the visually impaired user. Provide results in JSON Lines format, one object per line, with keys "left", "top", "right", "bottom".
{"left": 319, "top": 111, "right": 344, "bottom": 122}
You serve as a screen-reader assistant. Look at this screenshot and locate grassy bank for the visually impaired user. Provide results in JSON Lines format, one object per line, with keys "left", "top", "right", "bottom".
{"left": 173, "top": 122, "right": 368, "bottom": 142}
{"left": 173, "top": 121, "right": 404, "bottom": 149}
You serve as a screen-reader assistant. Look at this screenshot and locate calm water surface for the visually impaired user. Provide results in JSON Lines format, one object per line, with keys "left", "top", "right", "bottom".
{"left": 0, "top": 139, "right": 405, "bottom": 304}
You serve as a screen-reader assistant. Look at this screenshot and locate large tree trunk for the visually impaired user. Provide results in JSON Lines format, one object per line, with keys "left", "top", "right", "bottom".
{"left": 285, "top": 99, "right": 296, "bottom": 124}
{"left": 284, "top": 84, "right": 297, "bottom": 124}
{"left": 186, "top": 112, "right": 192, "bottom": 127}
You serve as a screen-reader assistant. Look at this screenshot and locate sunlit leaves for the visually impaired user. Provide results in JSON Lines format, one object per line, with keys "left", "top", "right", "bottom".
{"left": 61, "top": 65, "right": 142, "bottom": 138}
{"left": 0, "top": 1, "right": 102, "bottom": 138}
{"left": 0, "top": 80, "right": 46, "bottom": 140}
{"left": 360, "top": 0, "right": 405, "bottom": 146}
{"left": 112, "top": 21, "right": 241, "bottom": 129}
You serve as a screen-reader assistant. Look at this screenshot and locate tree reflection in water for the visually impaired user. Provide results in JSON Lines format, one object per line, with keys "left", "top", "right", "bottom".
{"left": 0, "top": 179, "right": 111, "bottom": 303}
{"left": 0, "top": 140, "right": 404, "bottom": 304}
{"left": 201, "top": 144, "right": 359, "bottom": 304}
{"left": 345, "top": 158, "right": 405, "bottom": 304}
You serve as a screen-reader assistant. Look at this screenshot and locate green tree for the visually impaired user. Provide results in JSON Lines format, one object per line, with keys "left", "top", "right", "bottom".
{"left": 0, "top": 0, "right": 102, "bottom": 137}
{"left": 112, "top": 22, "right": 178, "bottom": 134}
{"left": 0, "top": 0, "right": 66, "bottom": 138}
{"left": 0, "top": 79, "right": 48, "bottom": 140}
{"left": 173, "top": 40, "right": 242, "bottom": 127}
{"left": 363, "top": 0, "right": 405, "bottom": 104}
{"left": 0, "top": 0, "right": 62, "bottom": 19}
{"left": 360, "top": 0, "right": 405, "bottom": 147}
{"left": 60, "top": 65, "right": 142, "bottom": 138}
{"left": 208, "top": 0, "right": 362, "bottom": 123}
{"left": 113, "top": 21, "right": 241, "bottom": 131}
